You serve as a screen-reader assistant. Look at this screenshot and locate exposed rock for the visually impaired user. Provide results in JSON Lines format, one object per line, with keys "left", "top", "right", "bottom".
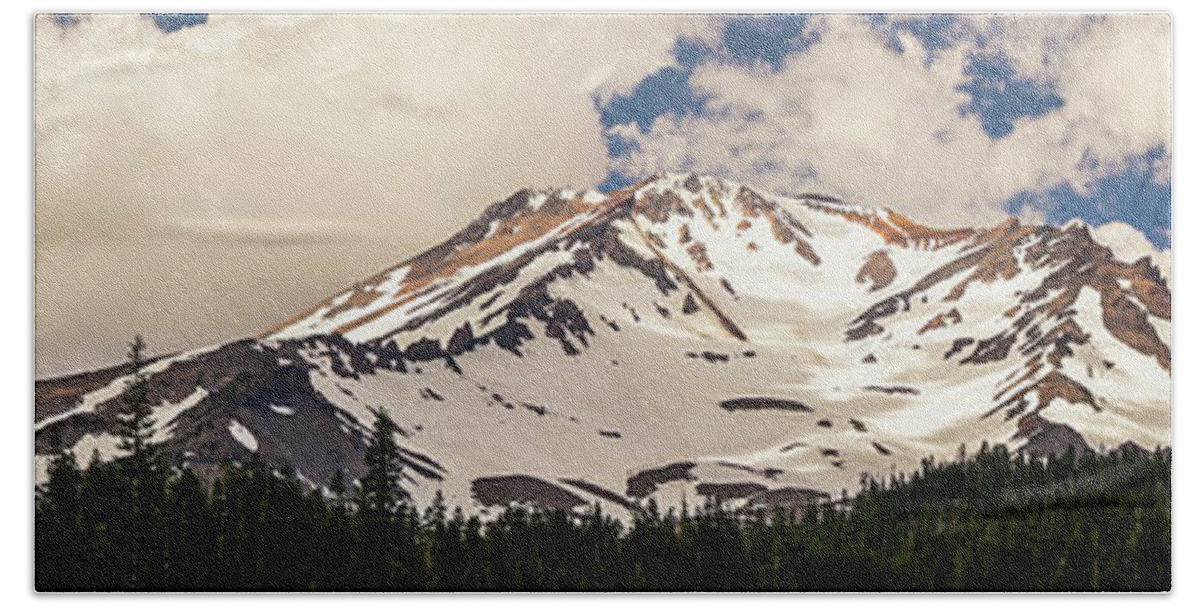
{"left": 471, "top": 475, "right": 587, "bottom": 510}
{"left": 696, "top": 482, "right": 768, "bottom": 502}
{"left": 559, "top": 478, "right": 638, "bottom": 510}
{"left": 681, "top": 293, "right": 700, "bottom": 314}
{"left": 1015, "top": 417, "right": 1095, "bottom": 459}
{"left": 855, "top": 250, "right": 897, "bottom": 292}
{"left": 863, "top": 385, "right": 920, "bottom": 396}
{"left": 626, "top": 461, "right": 697, "bottom": 498}
{"left": 720, "top": 397, "right": 812, "bottom": 412}
{"left": 744, "top": 487, "right": 830, "bottom": 511}
{"left": 917, "top": 308, "right": 962, "bottom": 335}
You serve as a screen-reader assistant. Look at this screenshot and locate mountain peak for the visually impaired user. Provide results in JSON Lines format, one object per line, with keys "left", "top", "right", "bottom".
{"left": 37, "top": 172, "right": 1171, "bottom": 518}
{"left": 260, "top": 176, "right": 1066, "bottom": 343}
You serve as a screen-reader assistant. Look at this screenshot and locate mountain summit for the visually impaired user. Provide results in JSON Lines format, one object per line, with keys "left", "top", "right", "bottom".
{"left": 35, "top": 174, "right": 1171, "bottom": 515}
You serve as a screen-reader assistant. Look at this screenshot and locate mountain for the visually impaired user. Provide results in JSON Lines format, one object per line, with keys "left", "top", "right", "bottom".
{"left": 34, "top": 173, "right": 1172, "bottom": 516}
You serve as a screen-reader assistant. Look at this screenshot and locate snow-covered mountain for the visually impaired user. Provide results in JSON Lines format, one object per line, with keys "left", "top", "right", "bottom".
{"left": 35, "top": 173, "right": 1171, "bottom": 516}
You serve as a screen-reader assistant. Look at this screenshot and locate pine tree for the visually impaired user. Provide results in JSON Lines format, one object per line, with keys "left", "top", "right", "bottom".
{"left": 356, "top": 410, "right": 405, "bottom": 515}
{"left": 161, "top": 469, "right": 216, "bottom": 589}
{"left": 34, "top": 406, "right": 1172, "bottom": 591}
{"left": 35, "top": 433, "right": 85, "bottom": 590}
{"left": 329, "top": 469, "right": 347, "bottom": 507}
{"left": 315, "top": 478, "right": 354, "bottom": 589}
{"left": 351, "top": 409, "right": 410, "bottom": 589}
{"left": 116, "top": 335, "right": 157, "bottom": 465}
{"left": 112, "top": 335, "right": 170, "bottom": 588}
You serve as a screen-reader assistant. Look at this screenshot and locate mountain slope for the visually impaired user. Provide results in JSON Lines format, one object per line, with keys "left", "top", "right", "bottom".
{"left": 35, "top": 174, "right": 1171, "bottom": 516}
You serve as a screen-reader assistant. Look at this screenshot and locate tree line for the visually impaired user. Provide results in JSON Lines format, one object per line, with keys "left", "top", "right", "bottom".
{"left": 35, "top": 338, "right": 1170, "bottom": 591}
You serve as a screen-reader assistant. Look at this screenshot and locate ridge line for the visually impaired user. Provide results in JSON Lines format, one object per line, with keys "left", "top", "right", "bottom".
{"left": 624, "top": 213, "right": 749, "bottom": 342}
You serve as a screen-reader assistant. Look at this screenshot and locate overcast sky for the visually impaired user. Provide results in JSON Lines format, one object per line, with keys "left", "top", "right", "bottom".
{"left": 35, "top": 13, "right": 1171, "bottom": 378}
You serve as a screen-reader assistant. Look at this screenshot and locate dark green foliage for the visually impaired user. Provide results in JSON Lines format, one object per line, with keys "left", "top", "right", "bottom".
{"left": 35, "top": 440, "right": 1171, "bottom": 591}
{"left": 34, "top": 444, "right": 84, "bottom": 590}
{"left": 43, "top": 335, "right": 176, "bottom": 590}
{"left": 356, "top": 411, "right": 405, "bottom": 516}
{"left": 115, "top": 335, "right": 156, "bottom": 465}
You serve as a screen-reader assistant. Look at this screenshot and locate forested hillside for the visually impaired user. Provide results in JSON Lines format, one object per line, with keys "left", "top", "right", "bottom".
{"left": 35, "top": 408, "right": 1170, "bottom": 591}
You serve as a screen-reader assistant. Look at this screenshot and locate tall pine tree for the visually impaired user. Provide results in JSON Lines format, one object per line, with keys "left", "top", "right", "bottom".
{"left": 356, "top": 410, "right": 405, "bottom": 515}
{"left": 353, "top": 409, "right": 414, "bottom": 588}
{"left": 114, "top": 334, "right": 168, "bottom": 588}
{"left": 116, "top": 334, "right": 157, "bottom": 466}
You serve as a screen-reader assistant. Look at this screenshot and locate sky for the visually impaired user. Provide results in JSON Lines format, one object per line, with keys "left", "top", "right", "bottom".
{"left": 34, "top": 13, "right": 1171, "bottom": 377}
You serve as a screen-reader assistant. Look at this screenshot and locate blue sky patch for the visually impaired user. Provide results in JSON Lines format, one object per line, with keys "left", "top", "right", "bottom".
{"left": 600, "top": 66, "right": 706, "bottom": 134}
{"left": 869, "top": 13, "right": 976, "bottom": 63}
{"left": 1006, "top": 147, "right": 1171, "bottom": 249}
{"left": 958, "top": 52, "right": 1064, "bottom": 139}
{"left": 597, "top": 64, "right": 704, "bottom": 191}
{"left": 597, "top": 15, "right": 820, "bottom": 137}
{"left": 672, "top": 36, "right": 714, "bottom": 70}
{"left": 603, "top": 133, "right": 640, "bottom": 159}
{"left": 722, "top": 14, "right": 819, "bottom": 71}
{"left": 866, "top": 17, "right": 1065, "bottom": 139}
{"left": 597, "top": 170, "right": 639, "bottom": 192}
{"left": 52, "top": 14, "right": 81, "bottom": 29}
{"left": 596, "top": 15, "right": 819, "bottom": 190}
{"left": 146, "top": 13, "right": 208, "bottom": 33}
{"left": 593, "top": 15, "right": 1168, "bottom": 252}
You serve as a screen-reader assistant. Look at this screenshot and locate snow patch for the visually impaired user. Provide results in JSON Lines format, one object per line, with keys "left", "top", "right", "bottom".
{"left": 526, "top": 193, "right": 549, "bottom": 211}
{"left": 584, "top": 190, "right": 607, "bottom": 204}
{"left": 149, "top": 388, "right": 209, "bottom": 443}
{"left": 35, "top": 345, "right": 220, "bottom": 432}
{"left": 228, "top": 419, "right": 259, "bottom": 452}
{"left": 71, "top": 433, "right": 124, "bottom": 468}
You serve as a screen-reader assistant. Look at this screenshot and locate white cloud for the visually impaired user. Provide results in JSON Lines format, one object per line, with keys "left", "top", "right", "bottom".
{"left": 35, "top": 13, "right": 710, "bottom": 376}
{"left": 1092, "top": 221, "right": 1172, "bottom": 288}
{"left": 31, "top": 13, "right": 1173, "bottom": 377}
{"left": 976, "top": 14, "right": 1172, "bottom": 165}
{"left": 612, "top": 14, "right": 1171, "bottom": 230}
{"left": 167, "top": 215, "right": 357, "bottom": 243}
{"left": 1015, "top": 203, "right": 1047, "bottom": 227}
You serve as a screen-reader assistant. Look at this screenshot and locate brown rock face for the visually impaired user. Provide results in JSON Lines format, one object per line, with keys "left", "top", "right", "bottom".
{"left": 34, "top": 175, "right": 1170, "bottom": 517}
{"left": 990, "top": 370, "right": 1100, "bottom": 420}
{"left": 804, "top": 202, "right": 976, "bottom": 249}
{"left": 268, "top": 179, "right": 655, "bottom": 338}
{"left": 849, "top": 217, "right": 1170, "bottom": 373}
{"left": 856, "top": 250, "right": 897, "bottom": 292}
{"left": 917, "top": 308, "right": 962, "bottom": 334}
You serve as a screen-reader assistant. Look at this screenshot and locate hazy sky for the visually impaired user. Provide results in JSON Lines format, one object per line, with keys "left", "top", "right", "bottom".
{"left": 34, "top": 13, "right": 1171, "bottom": 378}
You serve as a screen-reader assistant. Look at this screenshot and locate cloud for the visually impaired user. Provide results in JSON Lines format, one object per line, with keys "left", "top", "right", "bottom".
{"left": 595, "top": 15, "right": 822, "bottom": 191}
{"left": 32, "top": 13, "right": 1173, "bottom": 377}
{"left": 868, "top": 13, "right": 974, "bottom": 62}
{"left": 1092, "top": 222, "right": 1171, "bottom": 288}
{"left": 606, "top": 14, "right": 1171, "bottom": 231}
{"left": 167, "top": 215, "right": 357, "bottom": 244}
{"left": 35, "top": 13, "right": 711, "bottom": 376}
{"left": 957, "top": 50, "right": 1064, "bottom": 139}
{"left": 1006, "top": 147, "right": 1171, "bottom": 249}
